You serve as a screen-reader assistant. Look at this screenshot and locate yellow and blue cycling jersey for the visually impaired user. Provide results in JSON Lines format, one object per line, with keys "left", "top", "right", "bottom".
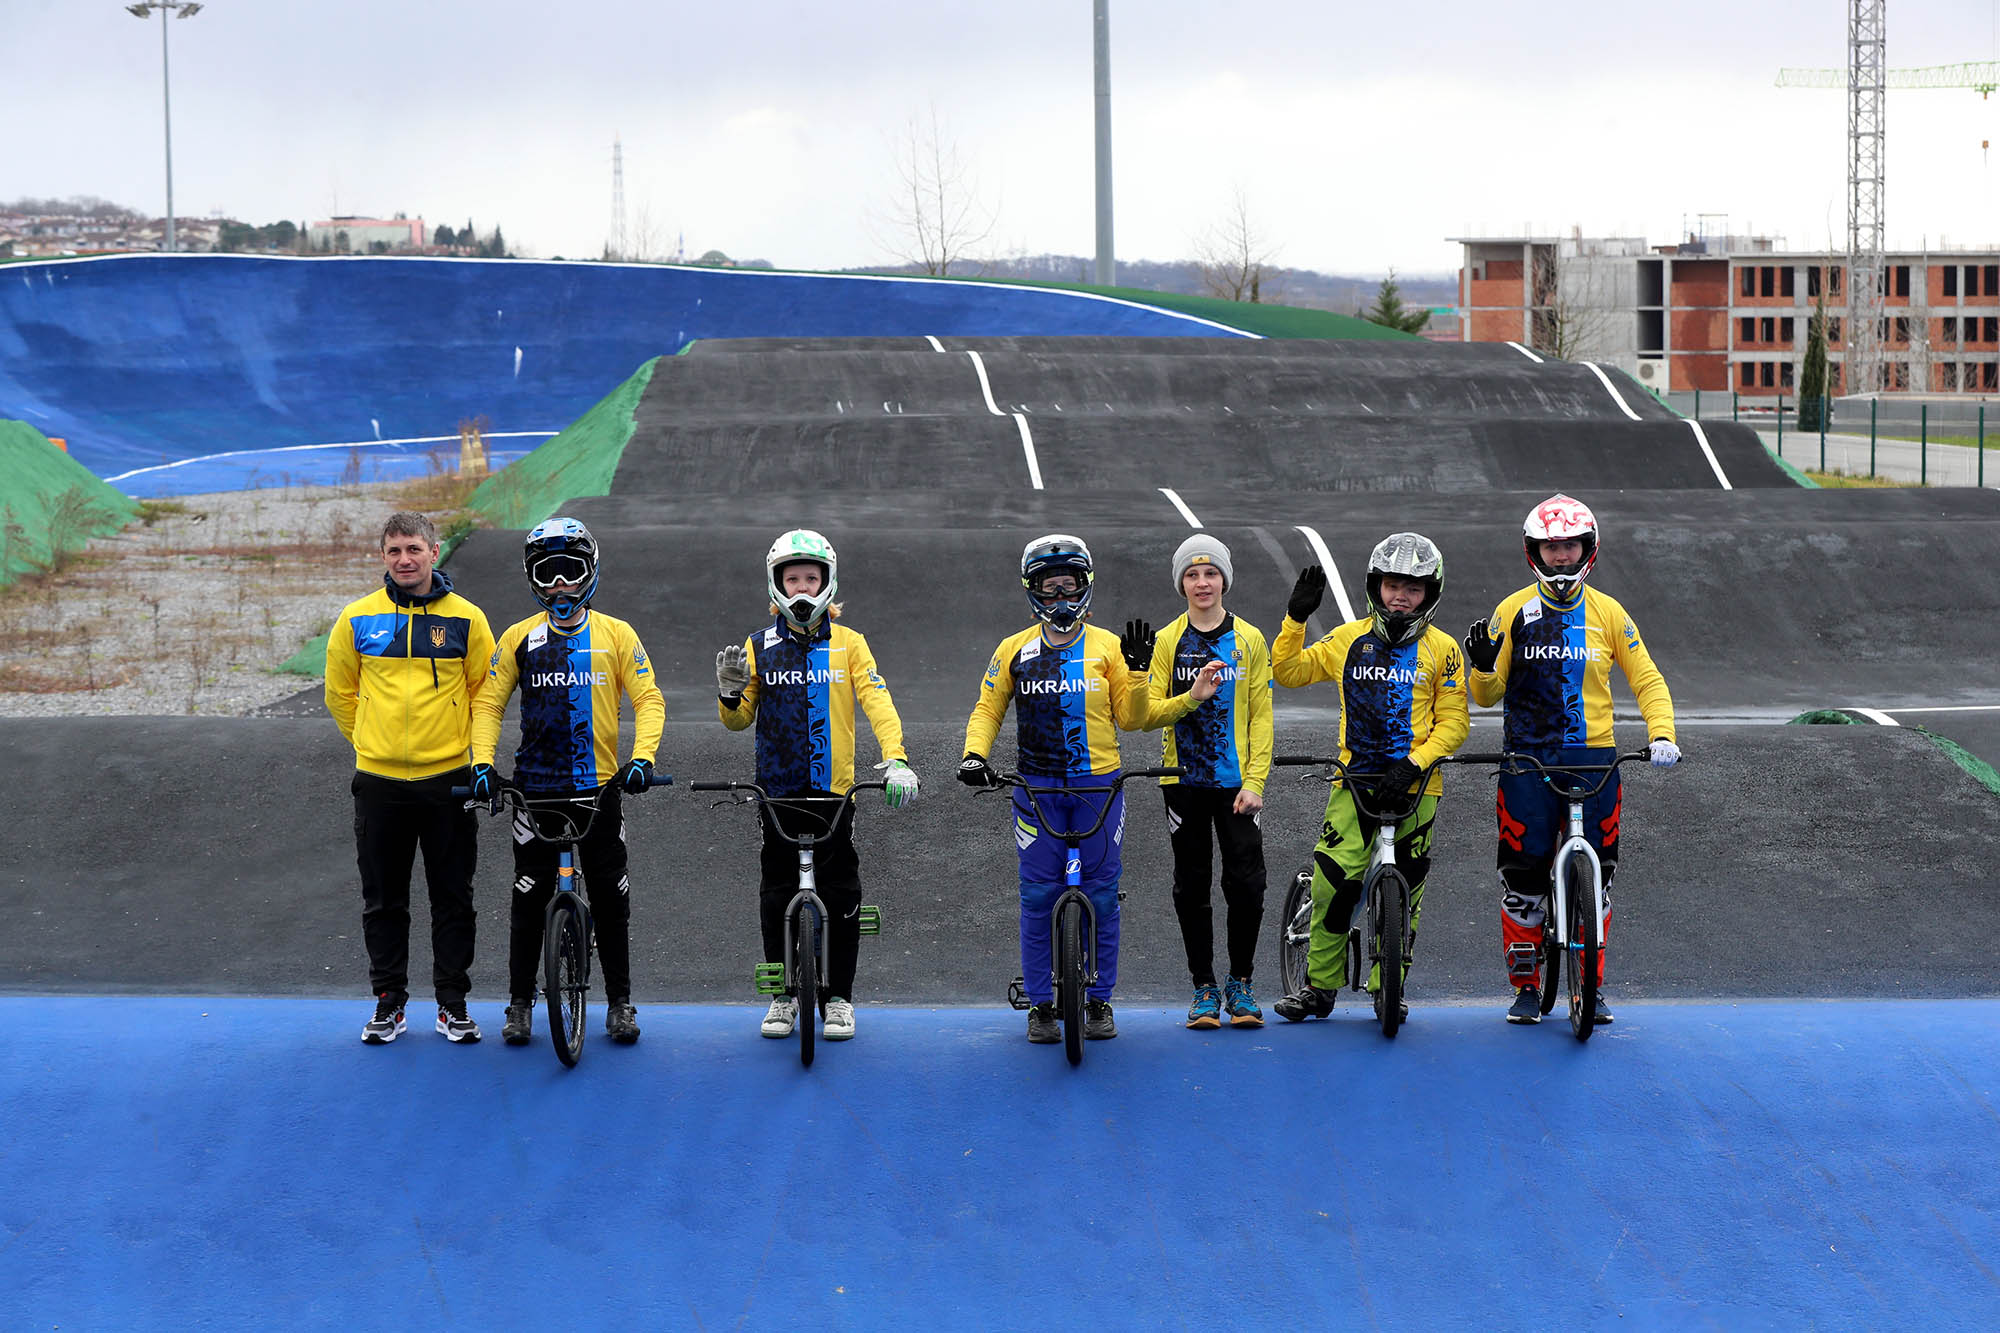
{"left": 1272, "top": 615, "right": 1469, "bottom": 797}
{"left": 720, "top": 617, "right": 906, "bottom": 797}
{"left": 325, "top": 570, "right": 495, "bottom": 781}
{"left": 1469, "top": 584, "right": 1676, "bottom": 752}
{"left": 1145, "top": 613, "right": 1274, "bottom": 795}
{"left": 964, "top": 623, "right": 1195, "bottom": 779}
{"left": 471, "top": 609, "right": 665, "bottom": 793}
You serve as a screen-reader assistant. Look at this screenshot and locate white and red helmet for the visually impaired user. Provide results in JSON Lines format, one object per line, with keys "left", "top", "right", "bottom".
{"left": 1522, "top": 494, "right": 1599, "bottom": 600}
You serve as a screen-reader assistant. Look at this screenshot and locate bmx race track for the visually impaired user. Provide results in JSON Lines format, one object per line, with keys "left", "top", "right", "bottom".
{"left": 3, "top": 256, "right": 1999, "bottom": 1327}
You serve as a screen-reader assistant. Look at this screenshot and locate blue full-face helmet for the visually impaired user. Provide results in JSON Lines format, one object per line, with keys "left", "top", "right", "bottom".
{"left": 523, "top": 517, "right": 599, "bottom": 619}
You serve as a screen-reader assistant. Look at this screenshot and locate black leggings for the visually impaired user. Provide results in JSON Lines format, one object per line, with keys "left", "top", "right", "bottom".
{"left": 508, "top": 788, "right": 632, "bottom": 1004}
{"left": 758, "top": 794, "right": 863, "bottom": 1000}
{"left": 1163, "top": 784, "right": 1267, "bottom": 985}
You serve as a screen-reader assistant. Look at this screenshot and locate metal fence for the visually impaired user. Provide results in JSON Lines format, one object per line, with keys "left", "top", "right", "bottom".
{"left": 1645, "top": 390, "right": 1996, "bottom": 486}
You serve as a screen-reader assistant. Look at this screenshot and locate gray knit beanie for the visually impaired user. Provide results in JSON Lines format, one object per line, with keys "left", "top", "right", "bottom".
{"left": 1172, "top": 533, "right": 1233, "bottom": 594}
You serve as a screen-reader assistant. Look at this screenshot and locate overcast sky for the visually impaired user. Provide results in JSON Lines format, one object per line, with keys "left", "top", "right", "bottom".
{"left": 9, "top": 0, "right": 2000, "bottom": 276}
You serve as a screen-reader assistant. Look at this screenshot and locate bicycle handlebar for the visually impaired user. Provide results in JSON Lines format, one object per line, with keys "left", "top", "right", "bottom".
{"left": 985, "top": 767, "right": 1182, "bottom": 844}
{"left": 1452, "top": 749, "right": 1656, "bottom": 800}
{"left": 451, "top": 774, "right": 670, "bottom": 844}
{"left": 691, "top": 780, "right": 891, "bottom": 845}
{"left": 1272, "top": 754, "right": 1454, "bottom": 823}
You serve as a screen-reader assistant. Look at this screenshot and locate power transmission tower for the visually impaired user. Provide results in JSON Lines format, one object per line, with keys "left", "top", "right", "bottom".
{"left": 1846, "top": 0, "right": 1885, "bottom": 397}
{"left": 611, "top": 133, "right": 627, "bottom": 261}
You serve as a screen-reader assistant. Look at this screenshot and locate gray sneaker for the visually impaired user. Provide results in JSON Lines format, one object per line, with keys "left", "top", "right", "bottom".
{"left": 606, "top": 999, "right": 641, "bottom": 1043}
{"left": 1026, "top": 1003, "right": 1061, "bottom": 1044}
{"left": 435, "top": 1000, "right": 481, "bottom": 1043}
{"left": 361, "top": 994, "right": 405, "bottom": 1045}
{"left": 502, "top": 999, "right": 533, "bottom": 1045}
{"left": 1083, "top": 999, "right": 1118, "bottom": 1040}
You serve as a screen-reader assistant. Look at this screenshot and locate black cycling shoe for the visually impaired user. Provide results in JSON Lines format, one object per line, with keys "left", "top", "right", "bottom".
{"left": 1083, "top": 1000, "right": 1118, "bottom": 1040}
{"left": 606, "top": 999, "right": 641, "bottom": 1044}
{"left": 1273, "top": 987, "right": 1336, "bottom": 1022}
{"left": 1592, "top": 998, "right": 1614, "bottom": 1025}
{"left": 1026, "top": 1003, "right": 1061, "bottom": 1044}
{"left": 1506, "top": 986, "right": 1542, "bottom": 1024}
{"left": 502, "top": 999, "right": 533, "bottom": 1045}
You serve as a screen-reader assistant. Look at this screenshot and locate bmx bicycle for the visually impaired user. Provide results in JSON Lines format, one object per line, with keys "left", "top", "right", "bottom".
{"left": 1273, "top": 754, "right": 1453, "bottom": 1039}
{"left": 691, "top": 779, "right": 887, "bottom": 1069}
{"left": 1452, "top": 749, "right": 1657, "bottom": 1043}
{"left": 981, "top": 767, "right": 1181, "bottom": 1067}
{"left": 457, "top": 773, "right": 670, "bottom": 1068}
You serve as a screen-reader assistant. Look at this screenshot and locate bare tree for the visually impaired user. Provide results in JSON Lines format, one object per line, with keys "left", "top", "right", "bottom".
{"left": 879, "top": 104, "right": 994, "bottom": 276}
{"left": 1193, "top": 189, "right": 1280, "bottom": 303}
{"left": 1529, "top": 234, "right": 1629, "bottom": 361}
{"left": 628, "top": 201, "right": 663, "bottom": 264}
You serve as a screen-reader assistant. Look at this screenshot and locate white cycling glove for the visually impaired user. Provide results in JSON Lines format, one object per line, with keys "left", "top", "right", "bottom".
{"left": 716, "top": 644, "right": 751, "bottom": 697}
{"left": 1648, "top": 738, "right": 1681, "bottom": 768}
{"left": 880, "top": 758, "right": 921, "bottom": 809}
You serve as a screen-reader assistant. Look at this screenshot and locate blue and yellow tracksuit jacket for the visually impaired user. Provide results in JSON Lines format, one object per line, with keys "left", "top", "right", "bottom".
{"left": 964, "top": 623, "right": 1198, "bottom": 778}
{"left": 1144, "top": 612, "right": 1274, "bottom": 795}
{"left": 1468, "top": 584, "right": 1676, "bottom": 752}
{"left": 719, "top": 617, "right": 906, "bottom": 797}
{"left": 470, "top": 609, "right": 666, "bottom": 793}
{"left": 1272, "top": 615, "right": 1469, "bottom": 797}
{"left": 325, "top": 570, "right": 495, "bottom": 781}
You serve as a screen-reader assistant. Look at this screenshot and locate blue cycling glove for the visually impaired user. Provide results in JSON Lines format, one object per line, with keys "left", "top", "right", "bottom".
{"left": 469, "top": 763, "right": 499, "bottom": 800}
{"left": 616, "top": 758, "right": 654, "bottom": 794}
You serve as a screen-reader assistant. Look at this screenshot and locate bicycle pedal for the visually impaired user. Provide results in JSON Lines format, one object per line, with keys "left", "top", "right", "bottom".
{"left": 1006, "top": 977, "right": 1031, "bottom": 1011}
{"left": 857, "top": 904, "right": 882, "bottom": 936}
{"left": 753, "top": 962, "right": 786, "bottom": 995}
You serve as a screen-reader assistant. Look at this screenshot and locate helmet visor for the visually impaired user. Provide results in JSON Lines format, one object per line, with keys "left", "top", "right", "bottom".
{"left": 527, "top": 551, "right": 592, "bottom": 589}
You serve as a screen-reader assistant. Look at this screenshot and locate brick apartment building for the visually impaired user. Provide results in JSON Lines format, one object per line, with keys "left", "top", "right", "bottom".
{"left": 1454, "top": 232, "right": 2000, "bottom": 398}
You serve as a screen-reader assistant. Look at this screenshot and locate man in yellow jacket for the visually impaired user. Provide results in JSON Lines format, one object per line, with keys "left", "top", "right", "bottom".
{"left": 325, "top": 511, "right": 495, "bottom": 1046}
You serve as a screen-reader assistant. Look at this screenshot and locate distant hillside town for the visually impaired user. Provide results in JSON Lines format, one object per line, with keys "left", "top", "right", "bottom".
{"left": 0, "top": 197, "right": 512, "bottom": 259}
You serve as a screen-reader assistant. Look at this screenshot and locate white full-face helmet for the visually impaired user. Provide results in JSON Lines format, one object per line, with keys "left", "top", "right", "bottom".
{"left": 766, "top": 528, "right": 837, "bottom": 630}
{"left": 1522, "top": 494, "right": 1599, "bottom": 601}
{"left": 1365, "top": 531, "right": 1444, "bottom": 646}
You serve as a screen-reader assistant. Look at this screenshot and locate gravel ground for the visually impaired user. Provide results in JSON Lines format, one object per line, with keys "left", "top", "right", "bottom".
{"left": 0, "top": 482, "right": 439, "bottom": 717}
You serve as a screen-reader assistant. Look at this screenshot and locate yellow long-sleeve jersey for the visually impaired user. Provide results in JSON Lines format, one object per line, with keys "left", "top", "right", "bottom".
{"left": 470, "top": 609, "right": 665, "bottom": 793}
{"left": 324, "top": 572, "right": 495, "bottom": 781}
{"left": 1272, "top": 615, "right": 1469, "bottom": 797}
{"left": 1468, "top": 584, "right": 1676, "bottom": 752}
{"left": 964, "top": 623, "right": 1198, "bottom": 779}
{"left": 718, "top": 618, "right": 906, "bottom": 796}
{"left": 1144, "top": 613, "right": 1274, "bottom": 795}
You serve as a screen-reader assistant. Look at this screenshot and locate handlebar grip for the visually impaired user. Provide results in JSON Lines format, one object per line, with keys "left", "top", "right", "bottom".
{"left": 689, "top": 782, "right": 732, "bottom": 792}
{"left": 644, "top": 773, "right": 674, "bottom": 788}
{"left": 449, "top": 787, "right": 471, "bottom": 799}
{"left": 1453, "top": 753, "right": 1513, "bottom": 765}
{"left": 1273, "top": 755, "right": 1336, "bottom": 766}
{"left": 1127, "top": 766, "right": 1184, "bottom": 779}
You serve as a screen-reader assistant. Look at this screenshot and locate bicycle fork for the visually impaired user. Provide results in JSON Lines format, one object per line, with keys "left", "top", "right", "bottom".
{"left": 1548, "top": 801, "right": 1607, "bottom": 958}
{"left": 754, "top": 842, "right": 882, "bottom": 999}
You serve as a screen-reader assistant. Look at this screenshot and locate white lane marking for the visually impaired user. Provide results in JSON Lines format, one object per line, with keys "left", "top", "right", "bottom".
{"left": 836, "top": 400, "right": 846, "bottom": 414}
{"left": 1583, "top": 361, "right": 1642, "bottom": 421}
{"left": 513, "top": 346, "right": 523, "bottom": 378}
{"left": 1505, "top": 341, "right": 1544, "bottom": 363}
{"left": 1293, "top": 525, "right": 1357, "bottom": 624}
{"left": 1159, "top": 488, "right": 1201, "bottom": 527}
{"left": 965, "top": 350, "right": 1004, "bottom": 414}
{"left": 924, "top": 335, "right": 945, "bottom": 353}
{"left": 1851, "top": 708, "right": 1902, "bottom": 726}
{"left": 1870, "top": 704, "right": 2000, "bottom": 713}
{"left": 1686, "top": 419, "right": 1734, "bottom": 490}
{"left": 103, "top": 432, "right": 559, "bottom": 481}
{"left": 1015, "top": 414, "right": 1043, "bottom": 490}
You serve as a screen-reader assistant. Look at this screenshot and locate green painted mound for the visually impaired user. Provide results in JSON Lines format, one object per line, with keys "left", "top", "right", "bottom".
{"left": 0, "top": 420, "right": 138, "bottom": 588}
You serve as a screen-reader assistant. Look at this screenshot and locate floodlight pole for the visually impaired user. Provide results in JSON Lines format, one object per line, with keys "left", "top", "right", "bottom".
{"left": 128, "top": 2, "right": 201, "bottom": 254}
{"left": 1092, "top": 0, "right": 1114, "bottom": 287}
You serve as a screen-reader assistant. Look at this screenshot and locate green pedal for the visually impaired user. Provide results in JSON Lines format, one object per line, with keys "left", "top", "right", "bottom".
{"left": 857, "top": 904, "right": 882, "bottom": 936}
{"left": 754, "top": 962, "right": 786, "bottom": 995}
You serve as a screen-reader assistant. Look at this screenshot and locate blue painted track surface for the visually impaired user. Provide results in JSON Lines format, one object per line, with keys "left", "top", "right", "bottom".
{"left": 0, "top": 257, "right": 1248, "bottom": 495}
{"left": 5, "top": 998, "right": 1996, "bottom": 1328}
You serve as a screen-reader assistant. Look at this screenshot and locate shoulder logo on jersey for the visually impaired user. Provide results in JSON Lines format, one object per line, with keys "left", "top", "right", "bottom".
{"left": 1522, "top": 601, "right": 1542, "bottom": 626}
{"left": 526, "top": 622, "right": 549, "bottom": 651}
{"left": 763, "top": 626, "right": 783, "bottom": 650}
{"left": 1019, "top": 637, "right": 1042, "bottom": 663}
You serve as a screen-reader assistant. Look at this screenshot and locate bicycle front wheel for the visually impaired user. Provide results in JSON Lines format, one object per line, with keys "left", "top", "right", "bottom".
{"left": 793, "top": 905, "right": 818, "bottom": 1069}
{"left": 1059, "top": 901, "right": 1086, "bottom": 1068}
{"left": 1277, "top": 868, "right": 1312, "bottom": 1000}
{"left": 544, "top": 896, "right": 590, "bottom": 1069}
{"left": 1372, "top": 868, "right": 1408, "bottom": 1039}
{"left": 1565, "top": 859, "right": 1600, "bottom": 1043}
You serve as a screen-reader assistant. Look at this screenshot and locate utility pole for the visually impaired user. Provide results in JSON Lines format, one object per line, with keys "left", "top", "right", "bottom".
{"left": 611, "top": 133, "right": 627, "bottom": 261}
{"left": 1092, "top": 0, "right": 1114, "bottom": 287}
{"left": 125, "top": 2, "right": 203, "bottom": 255}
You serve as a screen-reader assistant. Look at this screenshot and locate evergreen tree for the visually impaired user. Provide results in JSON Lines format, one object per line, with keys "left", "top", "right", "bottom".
{"left": 1361, "top": 269, "right": 1433, "bottom": 334}
{"left": 1798, "top": 295, "right": 1831, "bottom": 432}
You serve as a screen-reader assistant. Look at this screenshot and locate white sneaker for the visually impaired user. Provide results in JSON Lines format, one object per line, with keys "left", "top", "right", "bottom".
{"left": 761, "top": 996, "right": 798, "bottom": 1038}
{"left": 824, "top": 997, "right": 856, "bottom": 1041}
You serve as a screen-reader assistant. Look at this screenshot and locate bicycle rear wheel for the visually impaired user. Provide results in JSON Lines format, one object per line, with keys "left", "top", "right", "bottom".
{"left": 1277, "top": 868, "right": 1312, "bottom": 1000}
{"left": 1372, "top": 868, "right": 1408, "bottom": 1039}
{"left": 1565, "top": 859, "right": 1600, "bottom": 1043}
{"left": 543, "top": 896, "right": 589, "bottom": 1069}
{"left": 793, "top": 904, "right": 818, "bottom": 1069}
{"left": 1058, "top": 900, "right": 1085, "bottom": 1068}
{"left": 1538, "top": 893, "right": 1562, "bottom": 1017}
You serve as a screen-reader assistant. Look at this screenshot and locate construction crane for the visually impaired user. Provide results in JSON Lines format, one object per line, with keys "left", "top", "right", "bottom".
{"left": 1777, "top": 60, "right": 2000, "bottom": 96}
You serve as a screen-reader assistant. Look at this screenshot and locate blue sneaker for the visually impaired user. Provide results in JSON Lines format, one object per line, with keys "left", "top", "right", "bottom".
{"left": 1223, "top": 975, "right": 1263, "bottom": 1027}
{"left": 1186, "top": 984, "right": 1223, "bottom": 1029}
